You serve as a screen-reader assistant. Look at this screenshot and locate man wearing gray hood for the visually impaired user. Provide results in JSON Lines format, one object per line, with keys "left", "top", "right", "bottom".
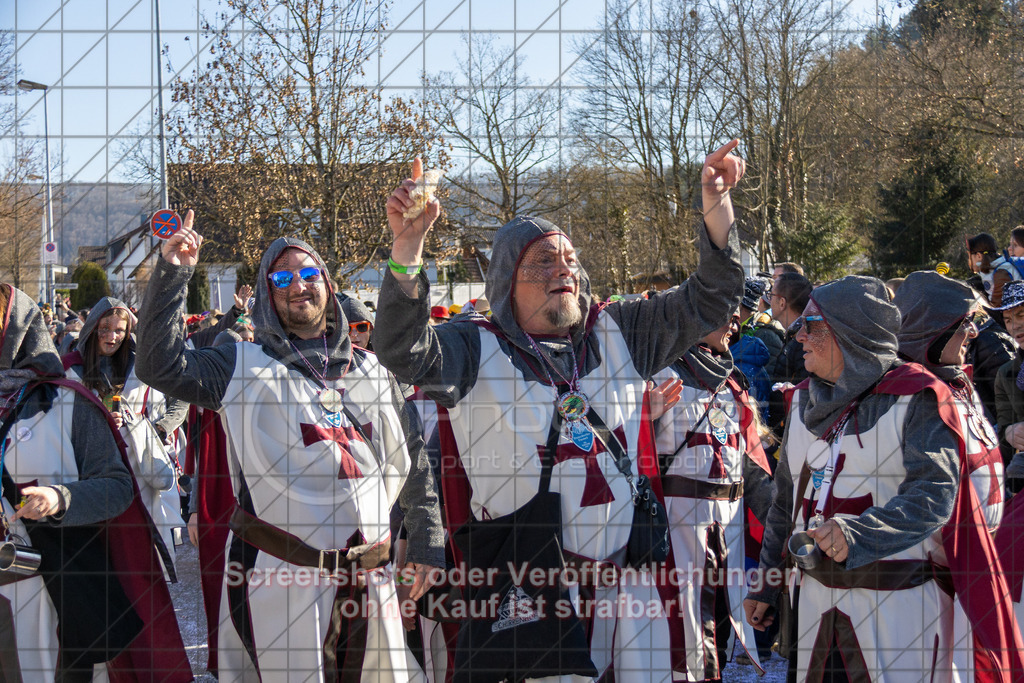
{"left": 744, "top": 276, "right": 1023, "bottom": 681}
{"left": 136, "top": 212, "right": 443, "bottom": 682}
{"left": 375, "top": 144, "right": 745, "bottom": 681}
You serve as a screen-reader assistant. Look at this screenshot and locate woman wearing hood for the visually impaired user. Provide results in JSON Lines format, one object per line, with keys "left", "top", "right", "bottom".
{"left": 893, "top": 272, "right": 1004, "bottom": 530}
{"left": 0, "top": 284, "right": 190, "bottom": 681}
{"left": 893, "top": 270, "right": 1010, "bottom": 682}
{"left": 63, "top": 297, "right": 188, "bottom": 568}
{"left": 651, "top": 310, "right": 774, "bottom": 681}
{"left": 134, "top": 213, "right": 443, "bottom": 682}
{"left": 743, "top": 276, "right": 1023, "bottom": 682}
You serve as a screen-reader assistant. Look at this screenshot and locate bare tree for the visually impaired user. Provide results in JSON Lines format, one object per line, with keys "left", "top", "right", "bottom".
{"left": 426, "top": 34, "right": 571, "bottom": 236}
{"left": 707, "top": 0, "right": 845, "bottom": 266}
{"left": 0, "top": 30, "right": 45, "bottom": 297}
{"left": 571, "top": 0, "right": 723, "bottom": 279}
{"left": 167, "top": 0, "right": 449, "bottom": 281}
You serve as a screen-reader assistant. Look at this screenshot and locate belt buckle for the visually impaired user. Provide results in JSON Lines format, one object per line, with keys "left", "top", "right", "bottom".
{"left": 319, "top": 549, "right": 342, "bottom": 577}
{"left": 729, "top": 480, "right": 742, "bottom": 500}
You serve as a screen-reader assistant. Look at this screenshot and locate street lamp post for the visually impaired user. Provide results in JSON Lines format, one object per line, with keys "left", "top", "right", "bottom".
{"left": 154, "top": 0, "right": 168, "bottom": 209}
{"left": 17, "top": 79, "right": 53, "bottom": 305}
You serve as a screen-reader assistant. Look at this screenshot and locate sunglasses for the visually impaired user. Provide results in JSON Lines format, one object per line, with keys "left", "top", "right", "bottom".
{"left": 797, "top": 314, "right": 826, "bottom": 335}
{"left": 267, "top": 267, "right": 324, "bottom": 289}
{"left": 349, "top": 321, "right": 372, "bottom": 333}
{"left": 957, "top": 310, "right": 986, "bottom": 332}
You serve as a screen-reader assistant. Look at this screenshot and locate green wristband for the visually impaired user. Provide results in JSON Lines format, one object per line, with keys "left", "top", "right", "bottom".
{"left": 388, "top": 257, "right": 422, "bottom": 276}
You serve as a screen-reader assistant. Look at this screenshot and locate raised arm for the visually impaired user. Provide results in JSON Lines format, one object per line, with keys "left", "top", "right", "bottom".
{"left": 135, "top": 211, "right": 235, "bottom": 411}
{"left": 607, "top": 141, "right": 746, "bottom": 378}
{"left": 374, "top": 160, "right": 481, "bottom": 407}
{"left": 701, "top": 139, "right": 744, "bottom": 249}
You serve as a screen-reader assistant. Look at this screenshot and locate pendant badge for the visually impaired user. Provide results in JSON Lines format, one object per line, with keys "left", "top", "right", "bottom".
{"left": 712, "top": 425, "right": 728, "bottom": 445}
{"left": 708, "top": 408, "right": 727, "bottom": 429}
{"left": 967, "top": 412, "right": 997, "bottom": 448}
{"left": 811, "top": 469, "right": 825, "bottom": 489}
{"left": 569, "top": 420, "right": 595, "bottom": 451}
{"left": 324, "top": 411, "right": 343, "bottom": 428}
{"left": 319, "top": 388, "right": 344, "bottom": 414}
{"left": 556, "top": 391, "right": 590, "bottom": 422}
{"left": 806, "top": 439, "right": 831, "bottom": 469}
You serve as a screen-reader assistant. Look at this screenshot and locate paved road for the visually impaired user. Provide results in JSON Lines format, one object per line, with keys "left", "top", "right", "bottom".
{"left": 168, "top": 541, "right": 787, "bottom": 681}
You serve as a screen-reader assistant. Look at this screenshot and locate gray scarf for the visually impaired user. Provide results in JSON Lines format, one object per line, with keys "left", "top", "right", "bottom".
{"left": 673, "top": 344, "right": 733, "bottom": 392}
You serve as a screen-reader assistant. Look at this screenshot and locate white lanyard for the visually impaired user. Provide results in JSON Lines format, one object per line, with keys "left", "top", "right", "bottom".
{"left": 810, "top": 411, "right": 850, "bottom": 528}
{"left": 812, "top": 438, "right": 841, "bottom": 524}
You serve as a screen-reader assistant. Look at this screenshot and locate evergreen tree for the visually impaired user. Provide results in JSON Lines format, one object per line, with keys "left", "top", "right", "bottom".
{"left": 901, "top": 0, "right": 1005, "bottom": 42}
{"left": 70, "top": 262, "right": 111, "bottom": 309}
{"left": 871, "top": 124, "right": 989, "bottom": 278}
{"left": 187, "top": 266, "right": 210, "bottom": 314}
{"left": 780, "top": 203, "right": 862, "bottom": 282}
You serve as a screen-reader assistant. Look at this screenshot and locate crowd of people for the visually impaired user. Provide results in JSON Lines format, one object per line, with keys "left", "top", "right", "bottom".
{"left": 1, "top": 143, "right": 1024, "bottom": 682}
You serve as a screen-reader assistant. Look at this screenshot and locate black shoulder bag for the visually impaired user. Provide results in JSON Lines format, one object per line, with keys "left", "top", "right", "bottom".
{"left": 586, "top": 409, "right": 671, "bottom": 569}
{"left": 450, "top": 408, "right": 598, "bottom": 682}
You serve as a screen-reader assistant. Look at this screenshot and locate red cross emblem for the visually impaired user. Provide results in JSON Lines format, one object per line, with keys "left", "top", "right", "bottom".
{"left": 686, "top": 431, "right": 740, "bottom": 479}
{"left": 541, "top": 425, "right": 627, "bottom": 507}
{"left": 299, "top": 422, "right": 374, "bottom": 480}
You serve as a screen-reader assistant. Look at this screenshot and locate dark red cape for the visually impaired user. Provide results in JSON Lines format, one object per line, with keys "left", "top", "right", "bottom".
{"left": 48, "top": 379, "right": 192, "bottom": 682}
{"left": 874, "top": 363, "right": 1024, "bottom": 682}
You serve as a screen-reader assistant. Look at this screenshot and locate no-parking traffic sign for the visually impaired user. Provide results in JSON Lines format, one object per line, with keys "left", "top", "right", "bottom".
{"left": 150, "top": 209, "right": 182, "bottom": 240}
{"left": 41, "top": 241, "right": 58, "bottom": 265}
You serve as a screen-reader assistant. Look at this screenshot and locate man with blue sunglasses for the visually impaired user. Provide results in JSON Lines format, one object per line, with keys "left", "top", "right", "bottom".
{"left": 134, "top": 211, "right": 443, "bottom": 682}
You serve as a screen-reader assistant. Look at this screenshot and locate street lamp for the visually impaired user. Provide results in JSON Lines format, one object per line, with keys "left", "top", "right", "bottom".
{"left": 17, "top": 79, "right": 53, "bottom": 305}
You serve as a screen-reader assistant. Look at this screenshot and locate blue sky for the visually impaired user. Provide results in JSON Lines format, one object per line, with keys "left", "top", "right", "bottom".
{"left": 3, "top": 0, "right": 905, "bottom": 189}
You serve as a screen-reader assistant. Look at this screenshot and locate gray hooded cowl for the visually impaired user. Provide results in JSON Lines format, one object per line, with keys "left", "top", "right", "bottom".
{"left": 0, "top": 284, "right": 132, "bottom": 525}
{"left": 77, "top": 297, "right": 138, "bottom": 354}
{"left": 72, "top": 297, "right": 137, "bottom": 389}
{"left": 484, "top": 216, "right": 594, "bottom": 371}
{"left": 340, "top": 296, "right": 374, "bottom": 326}
{"left": 0, "top": 285, "right": 65, "bottom": 382}
{"left": 893, "top": 271, "right": 974, "bottom": 385}
{"left": 801, "top": 276, "right": 901, "bottom": 437}
{"left": 252, "top": 237, "right": 353, "bottom": 379}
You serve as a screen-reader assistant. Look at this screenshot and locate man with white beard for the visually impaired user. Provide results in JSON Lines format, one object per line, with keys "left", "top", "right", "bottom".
{"left": 373, "top": 142, "right": 746, "bottom": 682}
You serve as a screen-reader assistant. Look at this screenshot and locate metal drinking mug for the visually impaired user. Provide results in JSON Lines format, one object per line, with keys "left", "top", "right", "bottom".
{"left": 0, "top": 540, "right": 42, "bottom": 576}
{"left": 788, "top": 531, "right": 822, "bottom": 570}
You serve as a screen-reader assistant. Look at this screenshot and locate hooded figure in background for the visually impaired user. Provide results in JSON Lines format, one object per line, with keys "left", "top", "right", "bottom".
{"left": 0, "top": 284, "right": 190, "bottom": 682}
{"left": 894, "top": 270, "right": 1013, "bottom": 680}
{"left": 341, "top": 294, "right": 375, "bottom": 350}
{"left": 136, "top": 218, "right": 443, "bottom": 682}
{"left": 651, "top": 310, "right": 774, "bottom": 681}
{"left": 376, "top": 143, "right": 746, "bottom": 682}
{"left": 745, "top": 275, "right": 1024, "bottom": 682}
{"left": 64, "top": 297, "right": 189, "bottom": 567}
{"left": 895, "top": 271, "right": 1004, "bottom": 529}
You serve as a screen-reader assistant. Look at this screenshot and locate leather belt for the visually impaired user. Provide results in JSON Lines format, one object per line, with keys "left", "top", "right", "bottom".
{"left": 229, "top": 507, "right": 389, "bottom": 574}
{"left": 661, "top": 475, "right": 744, "bottom": 501}
{"left": 804, "top": 557, "right": 954, "bottom": 596}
